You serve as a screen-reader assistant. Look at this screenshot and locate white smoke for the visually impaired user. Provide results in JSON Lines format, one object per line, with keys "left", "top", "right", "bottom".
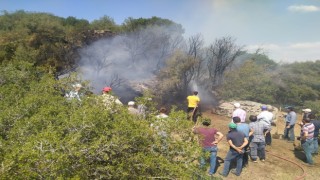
{"left": 78, "top": 25, "right": 185, "bottom": 102}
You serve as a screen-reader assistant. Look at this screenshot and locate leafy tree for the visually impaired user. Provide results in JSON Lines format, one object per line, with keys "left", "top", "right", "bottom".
{"left": 122, "top": 16, "right": 184, "bottom": 34}
{"left": 0, "top": 11, "right": 92, "bottom": 74}
{"left": 90, "top": 15, "right": 119, "bottom": 32}
{"left": 274, "top": 61, "right": 320, "bottom": 106}
{"left": 217, "top": 60, "right": 278, "bottom": 104}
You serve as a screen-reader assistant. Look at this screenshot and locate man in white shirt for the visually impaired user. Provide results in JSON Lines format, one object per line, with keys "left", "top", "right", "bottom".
{"left": 257, "top": 105, "right": 274, "bottom": 145}
{"left": 232, "top": 102, "right": 246, "bottom": 123}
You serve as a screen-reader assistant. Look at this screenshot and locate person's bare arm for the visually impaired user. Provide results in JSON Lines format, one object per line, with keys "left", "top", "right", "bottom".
{"left": 301, "top": 131, "right": 308, "bottom": 141}
{"left": 212, "top": 132, "right": 224, "bottom": 145}
{"left": 228, "top": 139, "right": 242, "bottom": 153}
{"left": 249, "top": 128, "right": 254, "bottom": 137}
{"left": 239, "top": 138, "right": 248, "bottom": 149}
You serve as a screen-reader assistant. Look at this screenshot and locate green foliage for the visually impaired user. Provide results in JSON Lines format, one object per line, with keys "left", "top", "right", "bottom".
{"left": 0, "top": 60, "right": 201, "bottom": 179}
{"left": 0, "top": 10, "right": 91, "bottom": 72}
{"left": 90, "top": 15, "right": 120, "bottom": 32}
{"left": 303, "top": 100, "right": 320, "bottom": 115}
{"left": 217, "top": 58, "right": 320, "bottom": 107}
{"left": 217, "top": 60, "right": 277, "bottom": 104}
{"left": 275, "top": 61, "right": 320, "bottom": 105}
{"left": 122, "top": 16, "right": 184, "bottom": 34}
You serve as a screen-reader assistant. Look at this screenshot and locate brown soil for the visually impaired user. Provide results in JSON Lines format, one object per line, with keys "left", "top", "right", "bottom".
{"left": 201, "top": 110, "right": 320, "bottom": 180}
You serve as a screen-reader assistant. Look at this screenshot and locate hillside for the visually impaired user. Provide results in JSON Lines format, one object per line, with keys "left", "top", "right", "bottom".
{"left": 201, "top": 110, "right": 320, "bottom": 180}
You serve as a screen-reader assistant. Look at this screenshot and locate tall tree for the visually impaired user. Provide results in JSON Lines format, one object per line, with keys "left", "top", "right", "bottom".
{"left": 206, "top": 36, "right": 244, "bottom": 87}
{"left": 187, "top": 34, "right": 205, "bottom": 81}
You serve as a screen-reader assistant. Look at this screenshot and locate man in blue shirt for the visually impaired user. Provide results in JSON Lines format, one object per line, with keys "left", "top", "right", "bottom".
{"left": 284, "top": 106, "right": 297, "bottom": 142}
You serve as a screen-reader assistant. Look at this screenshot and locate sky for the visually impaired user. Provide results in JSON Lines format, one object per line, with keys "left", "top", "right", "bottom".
{"left": 1, "top": 0, "right": 320, "bottom": 62}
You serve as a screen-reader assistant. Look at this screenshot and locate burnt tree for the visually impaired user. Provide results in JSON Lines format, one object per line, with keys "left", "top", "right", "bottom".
{"left": 206, "top": 36, "right": 244, "bottom": 87}
{"left": 187, "top": 34, "right": 205, "bottom": 81}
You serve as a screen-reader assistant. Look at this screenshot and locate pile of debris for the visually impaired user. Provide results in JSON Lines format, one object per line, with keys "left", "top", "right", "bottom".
{"left": 212, "top": 100, "right": 280, "bottom": 120}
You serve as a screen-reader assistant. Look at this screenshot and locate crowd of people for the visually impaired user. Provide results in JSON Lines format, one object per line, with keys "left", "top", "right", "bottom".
{"left": 65, "top": 85, "right": 319, "bottom": 178}
{"left": 64, "top": 83, "right": 168, "bottom": 118}
{"left": 191, "top": 97, "right": 319, "bottom": 178}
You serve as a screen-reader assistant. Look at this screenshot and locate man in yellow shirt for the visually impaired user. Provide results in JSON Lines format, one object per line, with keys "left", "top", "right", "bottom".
{"left": 187, "top": 91, "right": 200, "bottom": 123}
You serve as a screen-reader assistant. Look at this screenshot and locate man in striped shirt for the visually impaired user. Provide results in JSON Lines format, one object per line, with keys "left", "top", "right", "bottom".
{"left": 299, "top": 117, "right": 315, "bottom": 165}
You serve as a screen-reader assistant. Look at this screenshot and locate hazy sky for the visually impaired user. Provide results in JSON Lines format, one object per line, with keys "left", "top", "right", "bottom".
{"left": 1, "top": 0, "right": 320, "bottom": 62}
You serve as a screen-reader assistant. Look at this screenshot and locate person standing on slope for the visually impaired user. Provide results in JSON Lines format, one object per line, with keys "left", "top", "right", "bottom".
{"left": 283, "top": 106, "right": 297, "bottom": 142}
{"left": 193, "top": 118, "right": 224, "bottom": 176}
{"left": 249, "top": 115, "right": 271, "bottom": 162}
{"left": 232, "top": 102, "right": 246, "bottom": 123}
{"left": 101, "top": 86, "right": 123, "bottom": 110}
{"left": 257, "top": 105, "right": 274, "bottom": 145}
{"left": 309, "top": 113, "right": 320, "bottom": 156}
{"left": 219, "top": 123, "right": 248, "bottom": 177}
{"left": 187, "top": 91, "right": 200, "bottom": 123}
{"left": 233, "top": 116, "right": 252, "bottom": 168}
{"left": 298, "top": 116, "right": 315, "bottom": 165}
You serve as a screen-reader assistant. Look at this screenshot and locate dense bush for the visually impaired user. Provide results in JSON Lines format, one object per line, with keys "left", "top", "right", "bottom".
{"left": 0, "top": 61, "right": 202, "bottom": 179}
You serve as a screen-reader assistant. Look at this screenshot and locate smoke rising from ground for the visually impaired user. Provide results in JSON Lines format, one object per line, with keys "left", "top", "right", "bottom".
{"left": 77, "top": 25, "right": 222, "bottom": 107}
{"left": 78, "top": 25, "right": 184, "bottom": 102}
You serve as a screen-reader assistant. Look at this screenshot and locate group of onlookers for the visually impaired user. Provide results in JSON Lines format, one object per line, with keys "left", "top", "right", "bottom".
{"left": 66, "top": 87, "right": 319, "bottom": 177}
{"left": 193, "top": 100, "right": 320, "bottom": 178}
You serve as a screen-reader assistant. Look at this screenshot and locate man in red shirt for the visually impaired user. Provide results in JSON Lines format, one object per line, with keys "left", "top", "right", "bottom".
{"left": 193, "top": 119, "right": 224, "bottom": 176}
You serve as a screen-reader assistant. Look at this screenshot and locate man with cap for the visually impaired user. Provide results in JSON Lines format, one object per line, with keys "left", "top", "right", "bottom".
{"left": 257, "top": 105, "right": 274, "bottom": 145}
{"left": 298, "top": 115, "right": 315, "bottom": 165}
{"left": 187, "top": 91, "right": 200, "bottom": 123}
{"left": 101, "top": 86, "right": 123, "bottom": 109}
{"left": 193, "top": 118, "right": 224, "bottom": 176}
{"left": 302, "top": 108, "right": 312, "bottom": 120}
{"left": 232, "top": 102, "right": 246, "bottom": 123}
{"left": 219, "top": 122, "right": 248, "bottom": 177}
{"left": 127, "top": 101, "right": 139, "bottom": 115}
{"left": 283, "top": 106, "right": 297, "bottom": 142}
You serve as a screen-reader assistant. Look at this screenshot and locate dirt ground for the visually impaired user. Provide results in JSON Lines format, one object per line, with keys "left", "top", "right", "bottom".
{"left": 200, "top": 109, "right": 320, "bottom": 180}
